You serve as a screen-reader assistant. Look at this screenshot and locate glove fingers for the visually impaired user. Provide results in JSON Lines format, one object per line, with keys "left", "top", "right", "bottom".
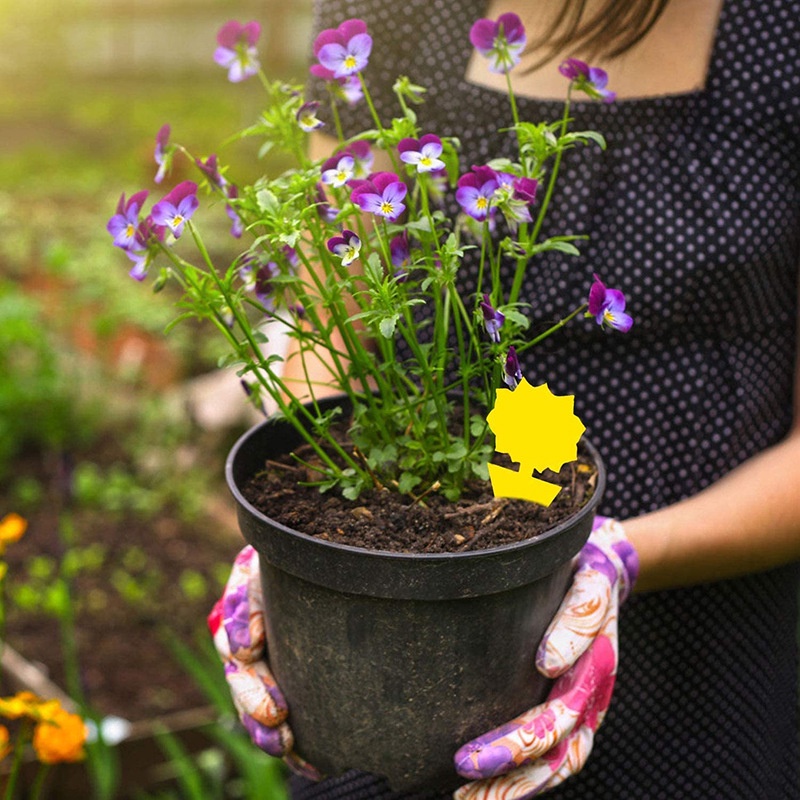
{"left": 284, "top": 751, "right": 324, "bottom": 782}
{"left": 225, "top": 660, "right": 289, "bottom": 726}
{"left": 454, "top": 725, "right": 595, "bottom": 800}
{"left": 536, "top": 566, "right": 613, "bottom": 679}
{"left": 454, "top": 696, "right": 580, "bottom": 781}
{"left": 240, "top": 713, "right": 293, "bottom": 758}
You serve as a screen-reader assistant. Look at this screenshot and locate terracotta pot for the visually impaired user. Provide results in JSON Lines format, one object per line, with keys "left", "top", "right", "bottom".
{"left": 226, "top": 397, "right": 604, "bottom": 792}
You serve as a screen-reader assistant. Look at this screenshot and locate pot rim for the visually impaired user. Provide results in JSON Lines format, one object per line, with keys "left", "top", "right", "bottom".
{"left": 225, "top": 416, "right": 606, "bottom": 565}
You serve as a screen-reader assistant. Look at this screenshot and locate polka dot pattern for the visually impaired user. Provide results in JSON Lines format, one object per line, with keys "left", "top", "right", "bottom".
{"left": 296, "top": 1, "right": 800, "bottom": 797}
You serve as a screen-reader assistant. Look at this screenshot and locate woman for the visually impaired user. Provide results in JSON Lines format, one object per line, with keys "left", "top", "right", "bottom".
{"left": 213, "top": 1, "right": 800, "bottom": 796}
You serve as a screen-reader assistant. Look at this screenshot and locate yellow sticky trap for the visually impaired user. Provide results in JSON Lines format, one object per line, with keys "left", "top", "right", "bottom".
{"left": 486, "top": 378, "right": 586, "bottom": 507}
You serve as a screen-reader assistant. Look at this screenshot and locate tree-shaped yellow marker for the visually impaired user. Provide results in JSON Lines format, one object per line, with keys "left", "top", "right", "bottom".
{"left": 486, "top": 378, "right": 586, "bottom": 507}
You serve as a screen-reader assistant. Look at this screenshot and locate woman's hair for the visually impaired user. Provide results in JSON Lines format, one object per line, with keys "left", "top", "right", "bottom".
{"left": 525, "top": 0, "right": 671, "bottom": 67}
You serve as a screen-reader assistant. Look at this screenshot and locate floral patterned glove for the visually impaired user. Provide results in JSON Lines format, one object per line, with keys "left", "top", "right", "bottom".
{"left": 452, "top": 517, "right": 638, "bottom": 799}
{"left": 208, "top": 545, "right": 320, "bottom": 780}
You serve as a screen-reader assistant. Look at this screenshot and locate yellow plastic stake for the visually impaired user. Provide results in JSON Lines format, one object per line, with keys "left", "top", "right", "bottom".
{"left": 486, "top": 378, "right": 586, "bottom": 507}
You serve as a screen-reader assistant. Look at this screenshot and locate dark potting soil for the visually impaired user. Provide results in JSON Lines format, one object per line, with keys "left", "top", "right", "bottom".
{"left": 243, "top": 443, "right": 598, "bottom": 554}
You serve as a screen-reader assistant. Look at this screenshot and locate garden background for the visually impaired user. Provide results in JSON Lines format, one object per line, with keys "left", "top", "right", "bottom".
{"left": 1, "top": 0, "right": 312, "bottom": 795}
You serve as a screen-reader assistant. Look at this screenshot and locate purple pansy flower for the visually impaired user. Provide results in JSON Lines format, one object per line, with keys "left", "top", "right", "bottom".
{"left": 390, "top": 232, "right": 412, "bottom": 281}
{"left": 124, "top": 215, "right": 165, "bottom": 281}
{"left": 456, "top": 166, "right": 499, "bottom": 221}
{"left": 314, "top": 183, "right": 339, "bottom": 222}
{"left": 314, "top": 19, "right": 372, "bottom": 78}
{"left": 240, "top": 256, "right": 280, "bottom": 310}
{"left": 321, "top": 154, "right": 356, "bottom": 187}
{"left": 107, "top": 190, "right": 149, "bottom": 250}
{"left": 350, "top": 172, "right": 407, "bottom": 221}
{"left": 398, "top": 134, "right": 445, "bottom": 173}
{"left": 559, "top": 58, "right": 616, "bottom": 103}
{"left": 154, "top": 125, "right": 171, "bottom": 184}
{"left": 503, "top": 345, "right": 522, "bottom": 389}
{"left": 479, "top": 294, "right": 505, "bottom": 343}
{"left": 341, "top": 140, "right": 374, "bottom": 177}
{"left": 470, "top": 13, "right": 527, "bottom": 74}
{"left": 214, "top": 20, "right": 261, "bottom": 83}
{"left": 196, "top": 153, "right": 227, "bottom": 190}
{"left": 587, "top": 274, "right": 633, "bottom": 332}
{"left": 150, "top": 181, "right": 199, "bottom": 238}
{"left": 327, "top": 229, "right": 362, "bottom": 266}
{"left": 296, "top": 101, "right": 325, "bottom": 132}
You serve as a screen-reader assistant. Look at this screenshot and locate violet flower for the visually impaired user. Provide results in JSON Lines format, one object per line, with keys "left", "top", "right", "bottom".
{"left": 124, "top": 216, "right": 165, "bottom": 281}
{"left": 350, "top": 172, "right": 407, "bottom": 221}
{"left": 321, "top": 155, "right": 355, "bottom": 188}
{"left": 587, "top": 274, "right": 634, "bottom": 332}
{"left": 314, "top": 19, "right": 372, "bottom": 78}
{"left": 150, "top": 181, "right": 199, "bottom": 238}
{"left": 456, "top": 166, "right": 499, "bottom": 221}
{"left": 503, "top": 346, "right": 522, "bottom": 389}
{"left": 479, "top": 294, "right": 505, "bottom": 343}
{"left": 296, "top": 101, "right": 325, "bottom": 132}
{"left": 225, "top": 185, "right": 244, "bottom": 238}
{"left": 196, "top": 154, "right": 227, "bottom": 190}
{"left": 390, "top": 233, "right": 411, "bottom": 281}
{"left": 154, "top": 125, "right": 171, "bottom": 184}
{"left": 214, "top": 20, "right": 261, "bottom": 83}
{"left": 327, "top": 229, "right": 362, "bottom": 266}
{"left": 470, "top": 13, "right": 527, "bottom": 74}
{"left": 107, "top": 190, "right": 149, "bottom": 251}
{"left": 559, "top": 58, "right": 616, "bottom": 103}
{"left": 398, "top": 134, "right": 445, "bottom": 173}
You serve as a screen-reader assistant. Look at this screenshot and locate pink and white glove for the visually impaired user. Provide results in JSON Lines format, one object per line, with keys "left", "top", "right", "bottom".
{"left": 453, "top": 517, "right": 639, "bottom": 799}
{"left": 207, "top": 546, "right": 320, "bottom": 780}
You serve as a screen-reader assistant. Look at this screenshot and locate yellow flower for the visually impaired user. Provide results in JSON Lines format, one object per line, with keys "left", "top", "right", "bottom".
{"left": 0, "top": 691, "right": 41, "bottom": 720}
{"left": 32, "top": 707, "right": 87, "bottom": 764}
{"left": 0, "top": 513, "right": 27, "bottom": 556}
{"left": 0, "top": 725, "right": 11, "bottom": 761}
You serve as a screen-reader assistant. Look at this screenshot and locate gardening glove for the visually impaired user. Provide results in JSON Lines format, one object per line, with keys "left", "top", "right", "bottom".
{"left": 453, "top": 517, "right": 638, "bottom": 798}
{"left": 208, "top": 545, "right": 321, "bottom": 781}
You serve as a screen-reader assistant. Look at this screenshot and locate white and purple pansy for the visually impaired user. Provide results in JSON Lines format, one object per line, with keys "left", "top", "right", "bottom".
{"left": 314, "top": 18, "right": 372, "bottom": 79}
{"left": 214, "top": 20, "right": 261, "bottom": 83}
{"left": 469, "top": 12, "right": 527, "bottom": 74}
{"left": 327, "top": 229, "right": 362, "bottom": 266}
{"left": 397, "top": 134, "right": 446, "bottom": 173}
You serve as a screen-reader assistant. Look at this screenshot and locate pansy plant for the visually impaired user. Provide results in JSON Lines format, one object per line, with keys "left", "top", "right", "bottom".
{"left": 108, "top": 15, "right": 632, "bottom": 502}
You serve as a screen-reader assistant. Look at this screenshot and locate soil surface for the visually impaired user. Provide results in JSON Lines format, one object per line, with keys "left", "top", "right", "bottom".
{"left": 244, "top": 443, "right": 598, "bottom": 554}
{"left": 2, "top": 446, "right": 243, "bottom": 723}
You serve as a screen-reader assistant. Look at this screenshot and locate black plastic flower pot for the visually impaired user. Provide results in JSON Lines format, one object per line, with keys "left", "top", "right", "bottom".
{"left": 225, "top": 398, "right": 604, "bottom": 792}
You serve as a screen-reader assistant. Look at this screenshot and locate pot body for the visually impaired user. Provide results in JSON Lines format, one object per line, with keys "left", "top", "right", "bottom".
{"left": 226, "top": 401, "right": 604, "bottom": 792}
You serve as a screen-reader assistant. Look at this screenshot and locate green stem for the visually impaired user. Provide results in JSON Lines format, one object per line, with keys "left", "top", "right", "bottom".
{"left": 30, "top": 763, "right": 51, "bottom": 800}
{"left": 516, "top": 303, "right": 588, "bottom": 355}
{"left": 509, "top": 89, "right": 573, "bottom": 306}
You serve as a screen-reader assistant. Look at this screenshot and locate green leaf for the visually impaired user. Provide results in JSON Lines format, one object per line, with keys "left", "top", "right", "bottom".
{"left": 379, "top": 314, "right": 399, "bottom": 338}
{"left": 397, "top": 472, "right": 422, "bottom": 494}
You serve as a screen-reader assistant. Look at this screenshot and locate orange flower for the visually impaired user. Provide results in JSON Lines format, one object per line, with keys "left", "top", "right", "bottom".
{"left": 0, "top": 513, "right": 27, "bottom": 556}
{"left": 0, "top": 691, "right": 41, "bottom": 720}
{"left": 0, "top": 725, "right": 10, "bottom": 761}
{"left": 32, "top": 707, "right": 87, "bottom": 764}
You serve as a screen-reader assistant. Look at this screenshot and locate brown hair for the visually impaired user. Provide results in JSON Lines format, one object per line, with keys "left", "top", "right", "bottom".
{"left": 524, "top": 0, "right": 672, "bottom": 68}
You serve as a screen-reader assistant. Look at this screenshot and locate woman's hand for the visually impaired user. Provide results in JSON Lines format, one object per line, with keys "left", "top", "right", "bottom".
{"left": 453, "top": 518, "right": 638, "bottom": 798}
{"left": 208, "top": 546, "right": 321, "bottom": 780}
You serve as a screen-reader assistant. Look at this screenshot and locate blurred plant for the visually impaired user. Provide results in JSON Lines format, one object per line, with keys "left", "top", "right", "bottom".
{"left": 0, "top": 691, "right": 87, "bottom": 800}
{"left": 0, "top": 282, "right": 96, "bottom": 480}
{"left": 150, "top": 632, "right": 289, "bottom": 800}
